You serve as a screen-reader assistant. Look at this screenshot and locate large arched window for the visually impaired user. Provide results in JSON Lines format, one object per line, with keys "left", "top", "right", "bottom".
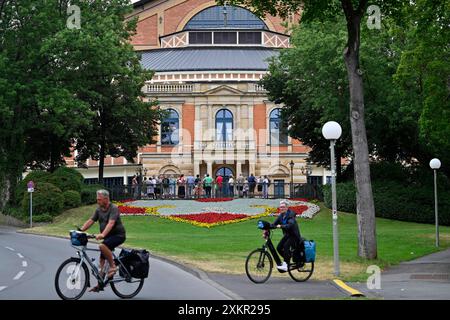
{"left": 215, "top": 109, "right": 233, "bottom": 141}
{"left": 161, "top": 108, "right": 179, "bottom": 145}
{"left": 269, "top": 108, "right": 288, "bottom": 145}
{"left": 184, "top": 5, "right": 267, "bottom": 30}
{"left": 215, "top": 167, "right": 234, "bottom": 178}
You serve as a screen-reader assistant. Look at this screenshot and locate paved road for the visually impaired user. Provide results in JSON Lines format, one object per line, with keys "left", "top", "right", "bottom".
{"left": 206, "top": 273, "right": 345, "bottom": 300}
{"left": 351, "top": 249, "right": 450, "bottom": 300}
{"left": 0, "top": 226, "right": 232, "bottom": 300}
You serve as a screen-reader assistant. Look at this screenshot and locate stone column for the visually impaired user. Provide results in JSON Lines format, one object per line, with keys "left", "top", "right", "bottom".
{"left": 124, "top": 169, "right": 128, "bottom": 185}
{"left": 207, "top": 161, "right": 213, "bottom": 176}
{"left": 236, "top": 161, "right": 242, "bottom": 178}
{"left": 194, "top": 161, "right": 200, "bottom": 177}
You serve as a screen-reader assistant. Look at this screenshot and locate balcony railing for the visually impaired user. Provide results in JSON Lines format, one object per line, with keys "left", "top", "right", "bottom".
{"left": 104, "top": 181, "right": 323, "bottom": 201}
{"left": 146, "top": 83, "right": 194, "bottom": 93}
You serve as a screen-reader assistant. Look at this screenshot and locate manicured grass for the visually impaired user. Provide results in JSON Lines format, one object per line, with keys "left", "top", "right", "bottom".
{"left": 25, "top": 202, "right": 450, "bottom": 281}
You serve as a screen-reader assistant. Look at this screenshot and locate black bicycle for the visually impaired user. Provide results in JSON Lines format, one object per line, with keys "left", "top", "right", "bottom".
{"left": 245, "top": 221, "right": 314, "bottom": 283}
{"left": 54, "top": 231, "right": 145, "bottom": 300}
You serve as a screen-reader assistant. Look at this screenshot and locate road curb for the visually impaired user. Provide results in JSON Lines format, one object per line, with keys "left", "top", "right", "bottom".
{"left": 331, "top": 279, "right": 365, "bottom": 297}
{"left": 15, "top": 229, "right": 243, "bottom": 300}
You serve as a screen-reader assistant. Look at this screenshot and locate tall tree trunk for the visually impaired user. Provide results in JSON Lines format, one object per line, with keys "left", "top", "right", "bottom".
{"left": 98, "top": 140, "right": 105, "bottom": 186}
{"left": 342, "top": 0, "right": 377, "bottom": 259}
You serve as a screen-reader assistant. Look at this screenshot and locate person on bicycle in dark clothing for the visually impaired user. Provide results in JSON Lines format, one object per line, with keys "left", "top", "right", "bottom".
{"left": 79, "top": 189, "right": 126, "bottom": 291}
{"left": 271, "top": 200, "right": 301, "bottom": 271}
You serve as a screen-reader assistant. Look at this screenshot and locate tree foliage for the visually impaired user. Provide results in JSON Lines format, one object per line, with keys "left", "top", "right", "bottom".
{"left": 0, "top": 0, "right": 162, "bottom": 204}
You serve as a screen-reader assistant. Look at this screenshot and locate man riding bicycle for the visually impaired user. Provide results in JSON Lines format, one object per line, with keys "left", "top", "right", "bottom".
{"left": 79, "top": 189, "right": 126, "bottom": 292}
{"left": 271, "top": 200, "right": 302, "bottom": 272}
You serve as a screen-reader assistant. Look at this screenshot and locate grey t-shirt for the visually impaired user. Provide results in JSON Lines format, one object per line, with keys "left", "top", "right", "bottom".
{"left": 91, "top": 203, "right": 126, "bottom": 238}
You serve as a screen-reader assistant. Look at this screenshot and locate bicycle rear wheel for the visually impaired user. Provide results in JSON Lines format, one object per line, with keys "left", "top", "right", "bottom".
{"left": 245, "top": 248, "right": 273, "bottom": 283}
{"left": 288, "top": 261, "right": 314, "bottom": 282}
{"left": 55, "top": 257, "right": 89, "bottom": 300}
{"left": 110, "top": 265, "right": 145, "bottom": 299}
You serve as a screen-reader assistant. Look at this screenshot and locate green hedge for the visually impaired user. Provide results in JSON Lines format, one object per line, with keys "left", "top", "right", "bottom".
{"left": 15, "top": 171, "right": 52, "bottom": 205}
{"left": 46, "top": 167, "right": 83, "bottom": 193}
{"left": 81, "top": 184, "right": 106, "bottom": 205}
{"left": 33, "top": 214, "right": 53, "bottom": 223}
{"left": 323, "top": 181, "right": 450, "bottom": 225}
{"left": 63, "top": 190, "right": 81, "bottom": 209}
{"left": 21, "top": 182, "right": 64, "bottom": 217}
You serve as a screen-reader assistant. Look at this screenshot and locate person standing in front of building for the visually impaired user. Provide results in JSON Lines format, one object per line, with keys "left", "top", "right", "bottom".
{"left": 177, "top": 174, "right": 186, "bottom": 199}
{"left": 203, "top": 174, "right": 213, "bottom": 198}
{"left": 262, "top": 175, "right": 270, "bottom": 199}
{"left": 131, "top": 175, "right": 138, "bottom": 199}
{"left": 215, "top": 174, "right": 223, "bottom": 198}
{"left": 186, "top": 174, "right": 195, "bottom": 199}
{"left": 237, "top": 174, "right": 245, "bottom": 198}
{"left": 228, "top": 175, "right": 235, "bottom": 198}
{"left": 248, "top": 174, "right": 256, "bottom": 198}
{"left": 194, "top": 174, "right": 202, "bottom": 198}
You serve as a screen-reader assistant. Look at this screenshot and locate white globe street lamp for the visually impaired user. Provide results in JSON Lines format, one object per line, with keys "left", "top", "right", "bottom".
{"left": 429, "top": 158, "right": 441, "bottom": 247}
{"left": 322, "top": 121, "right": 342, "bottom": 277}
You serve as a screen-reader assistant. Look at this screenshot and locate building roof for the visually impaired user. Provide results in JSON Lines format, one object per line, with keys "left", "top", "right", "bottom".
{"left": 139, "top": 47, "right": 279, "bottom": 72}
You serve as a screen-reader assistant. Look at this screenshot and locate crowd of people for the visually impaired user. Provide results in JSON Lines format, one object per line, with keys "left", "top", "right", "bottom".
{"left": 130, "top": 173, "right": 273, "bottom": 200}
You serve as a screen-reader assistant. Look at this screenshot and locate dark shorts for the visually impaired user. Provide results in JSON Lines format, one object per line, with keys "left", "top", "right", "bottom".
{"left": 101, "top": 234, "right": 126, "bottom": 254}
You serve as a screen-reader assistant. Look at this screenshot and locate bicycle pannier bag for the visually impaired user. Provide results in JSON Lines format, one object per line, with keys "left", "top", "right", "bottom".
{"left": 119, "top": 249, "right": 150, "bottom": 279}
{"left": 304, "top": 240, "right": 316, "bottom": 263}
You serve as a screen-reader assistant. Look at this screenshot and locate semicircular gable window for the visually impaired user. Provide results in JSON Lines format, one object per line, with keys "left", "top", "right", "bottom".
{"left": 184, "top": 5, "right": 267, "bottom": 30}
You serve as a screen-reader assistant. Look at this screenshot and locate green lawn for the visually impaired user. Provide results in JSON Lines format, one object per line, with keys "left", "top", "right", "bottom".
{"left": 25, "top": 203, "right": 450, "bottom": 281}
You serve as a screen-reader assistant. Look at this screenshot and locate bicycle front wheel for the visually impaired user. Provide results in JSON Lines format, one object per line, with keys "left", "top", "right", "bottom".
{"left": 288, "top": 261, "right": 314, "bottom": 282}
{"left": 245, "top": 249, "right": 273, "bottom": 284}
{"left": 55, "top": 257, "right": 89, "bottom": 300}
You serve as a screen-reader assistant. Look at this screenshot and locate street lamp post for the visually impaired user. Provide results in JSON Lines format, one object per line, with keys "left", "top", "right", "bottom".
{"left": 430, "top": 158, "right": 441, "bottom": 247}
{"left": 322, "top": 121, "right": 342, "bottom": 277}
{"left": 289, "top": 160, "right": 294, "bottom": 198}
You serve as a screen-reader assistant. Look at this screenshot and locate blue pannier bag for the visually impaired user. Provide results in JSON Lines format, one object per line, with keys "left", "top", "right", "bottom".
{"left": 304, "top": 240, "right": 316, "bottom": 262}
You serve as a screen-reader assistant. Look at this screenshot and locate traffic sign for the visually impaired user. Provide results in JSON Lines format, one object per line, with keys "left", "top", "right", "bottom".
{"left": 27, "top": 181, "right": 35, "bottom": 193}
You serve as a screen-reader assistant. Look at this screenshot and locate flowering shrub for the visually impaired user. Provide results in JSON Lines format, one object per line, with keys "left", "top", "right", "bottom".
{"left": 161, "top": 211, "right": 273, "bottom": 228}
{"left": 118, "top": 205, "right": 147, "bottom": 215}
{"left": 276, "top": 205, "right": 309, "bottom": 216}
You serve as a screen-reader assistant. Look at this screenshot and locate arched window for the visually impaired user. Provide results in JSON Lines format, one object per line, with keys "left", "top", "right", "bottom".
{"left": 215, "top": 109, "right": 233, "bottom": 141}
{"left": 161, "top": 108, "right": 179, "bottom": 145}
{"left": 215, "top": 167, "right": 234, "bottom": 178}
{"left": 269, "top": 108, "right": 288, "bottom": 145}
{"left": 184, "top": 5, "right": 267, "bottom": 30}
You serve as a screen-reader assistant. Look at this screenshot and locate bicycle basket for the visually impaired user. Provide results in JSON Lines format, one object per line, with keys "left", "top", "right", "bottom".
{"left": 70, "top": 230, "right": 88, "bottom": 246}
{"left": 257, "top": 220, "right": 271, "bottom": 230}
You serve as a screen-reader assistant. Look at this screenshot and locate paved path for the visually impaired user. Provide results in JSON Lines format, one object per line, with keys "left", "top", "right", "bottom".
{"left": 0, "top": 226, "right": 232, "bottom": 300}
{"left": 351, "top": 249, "right": 450, "bottom": 299}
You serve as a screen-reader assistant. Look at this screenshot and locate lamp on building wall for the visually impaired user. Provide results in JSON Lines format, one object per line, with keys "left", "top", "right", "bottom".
{"left": 300, "top": 163, "right": 312, "bottom": 181}
{"left": 289, "top": 160, "right": 294, "bottom": 198}
{"left": 322, "top": 121, "right": 342, "bottom": 277}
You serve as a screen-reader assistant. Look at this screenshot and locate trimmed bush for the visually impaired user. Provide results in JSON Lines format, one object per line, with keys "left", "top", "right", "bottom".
{"left": 46, "top": 167, "right": 83, "bottom": 193}
{"left": 21, "top": 182, "right": 64, "bottom": 217}
{"left": 81, "top": 184, "right": 105, "bottom": 205}
{"left": 63, "top": 190, "right": 81, "bottom": 209}
{"left": 324, "top": 181, "right": 450, "bottom": 226}
{"left": 15, "top": 171, "right": 52, "bottom": 205}
{"left": 33, "top": 213, "right": 53, "bottom": 223}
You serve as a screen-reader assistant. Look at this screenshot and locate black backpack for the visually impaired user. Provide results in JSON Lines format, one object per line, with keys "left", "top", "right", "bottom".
{"left": 119, "top": 249, "right": 150, "bottom": 279}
